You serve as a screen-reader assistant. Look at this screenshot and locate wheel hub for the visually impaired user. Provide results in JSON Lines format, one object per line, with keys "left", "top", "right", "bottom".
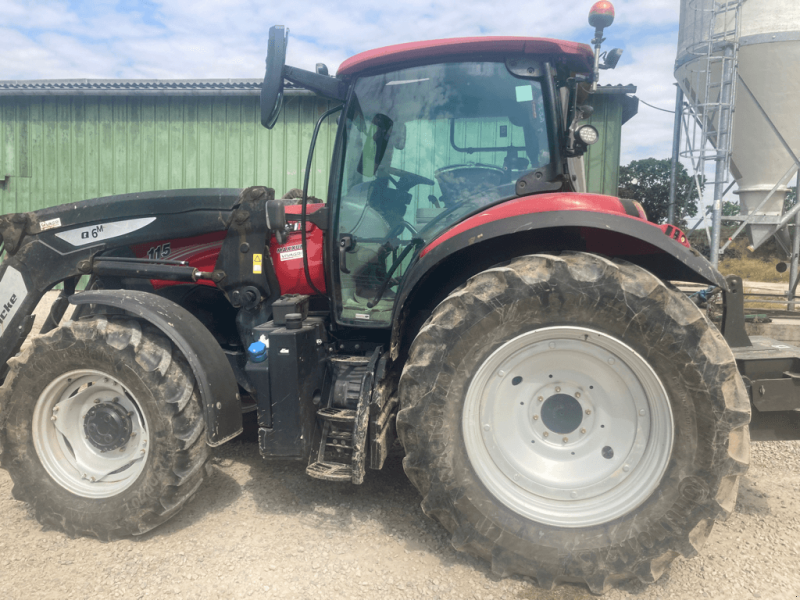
{"left": 83, "top": 401, "right": 132, "bottom": 452}
{"left": 540, "top": 393, "right": 583, "bottom": 434}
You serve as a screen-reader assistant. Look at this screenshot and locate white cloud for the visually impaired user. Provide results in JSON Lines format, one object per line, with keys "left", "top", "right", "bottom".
{"left": 1, "top": 0, "right": 685, "bottom": 162}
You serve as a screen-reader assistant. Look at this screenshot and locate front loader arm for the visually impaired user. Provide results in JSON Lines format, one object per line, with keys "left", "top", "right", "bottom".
{"left": 0, "top": 188, "right": 247, "bottom": 380}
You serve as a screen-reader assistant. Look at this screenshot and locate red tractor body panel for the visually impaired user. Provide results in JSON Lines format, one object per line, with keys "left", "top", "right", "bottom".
{"left": 129, "top": 205, "right": 326, "bottom": 296}
{"left": 337, "top": 36, "right": 594, "bottom": 77}
{"left": 268, "top": 204, "right": 327, "bottom": 295}
{"left": 131, "top": 231, "right": 227, "bottom": 290}
{"left": 420, "top": 192, "right": 690, "bottom": 258}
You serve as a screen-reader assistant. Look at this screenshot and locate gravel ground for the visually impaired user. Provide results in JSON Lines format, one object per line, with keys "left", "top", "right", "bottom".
{"left": 1, "top": 435, "right": 798, "bottom": 600}
{"left": 0, "top": 295, "right": 798, "bottom": 599}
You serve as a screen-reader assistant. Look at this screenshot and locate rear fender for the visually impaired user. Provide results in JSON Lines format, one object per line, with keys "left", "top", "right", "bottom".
{"left": 390, "top": 209, "right": 727, "bottom": 359}
{"left": 70, "top": 290, "right": 242, "bottom": 446}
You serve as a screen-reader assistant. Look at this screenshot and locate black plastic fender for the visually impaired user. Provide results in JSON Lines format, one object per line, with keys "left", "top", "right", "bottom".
{"left": 70, "top": 290, "right": 242, "bottom": 446}
{"left": 390, "top": 210, "right": 729, "bottom": 357}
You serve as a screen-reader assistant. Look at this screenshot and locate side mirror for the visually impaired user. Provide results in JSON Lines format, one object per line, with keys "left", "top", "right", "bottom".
{"left": 261, "top": 26, "right": 289, "bottom": 129}
{"left": 601, "top": 48, "right": 623, "bottom": 70}
{"left": 266, "top": 200, "right": 288, "bottom": 244}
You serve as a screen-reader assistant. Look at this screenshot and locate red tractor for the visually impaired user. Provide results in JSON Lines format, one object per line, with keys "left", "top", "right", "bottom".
{"left": 4, "top": 2, "right": 794, "bottom": 593}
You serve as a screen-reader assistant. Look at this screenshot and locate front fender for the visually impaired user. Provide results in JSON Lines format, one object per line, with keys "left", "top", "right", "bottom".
{"left": 70, "top": 290, "right": 242, "bottom": 446}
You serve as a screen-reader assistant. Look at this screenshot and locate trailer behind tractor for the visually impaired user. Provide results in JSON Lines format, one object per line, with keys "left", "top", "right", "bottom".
{"left": 0, "top": 2, "right": 797, "bottom": 593}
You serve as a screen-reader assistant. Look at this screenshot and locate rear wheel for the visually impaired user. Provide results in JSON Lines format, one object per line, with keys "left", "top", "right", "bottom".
{"left": 0, "top": 316, "right": 209, "bottom": 540}
{"left": 397, "top": 252, "right": 750, "bottom": 592}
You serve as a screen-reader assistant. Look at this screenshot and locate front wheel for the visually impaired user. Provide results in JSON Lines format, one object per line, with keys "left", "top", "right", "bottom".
{"left": 0, "top": 316, "right": 209, "bottom": 540}
{"left": 397, "top": 252, "right": 750, "bottom": 593}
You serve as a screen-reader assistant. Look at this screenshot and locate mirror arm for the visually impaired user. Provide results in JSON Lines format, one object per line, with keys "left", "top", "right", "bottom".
{"left": 283, "top": 66, "right": 348, "bottom": 101}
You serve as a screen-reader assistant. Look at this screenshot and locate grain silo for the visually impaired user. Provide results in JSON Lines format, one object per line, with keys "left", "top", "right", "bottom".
{"left": 675, "top": 0, "right": 800, "bottom": 254}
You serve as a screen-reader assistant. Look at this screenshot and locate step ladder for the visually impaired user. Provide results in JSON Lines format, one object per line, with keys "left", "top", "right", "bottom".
{"left": 305, "top": 349, "right": 382, "bottom": 484}
{"left": 306, "top": 407, "right": 356, "bottom": 482}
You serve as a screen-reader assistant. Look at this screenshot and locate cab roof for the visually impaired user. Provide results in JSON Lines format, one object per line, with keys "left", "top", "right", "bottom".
{"left": 337, "top": 36, "right": 594, "bottom": 78}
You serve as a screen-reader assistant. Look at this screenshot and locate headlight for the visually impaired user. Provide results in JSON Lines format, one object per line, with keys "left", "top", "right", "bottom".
{"left": 577, "top": 125, "right": 599, "bottom": 146}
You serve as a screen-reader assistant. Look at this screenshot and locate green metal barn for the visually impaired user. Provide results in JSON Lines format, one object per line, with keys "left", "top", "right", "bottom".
{"left": 0, "top": 79, "right": 636, "bottom": 213}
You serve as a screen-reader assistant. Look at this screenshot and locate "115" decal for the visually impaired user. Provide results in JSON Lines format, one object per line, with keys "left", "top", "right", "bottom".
{"left": 147, "top": 242, "right": 171, "bottom": 260}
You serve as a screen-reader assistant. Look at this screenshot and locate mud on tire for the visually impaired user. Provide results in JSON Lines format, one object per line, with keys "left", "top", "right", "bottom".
{"left": 396, "top": 252, "right": 750, "bottom": 593}
{"left": 0, "top": 315, "right": 209, "bottom": 540}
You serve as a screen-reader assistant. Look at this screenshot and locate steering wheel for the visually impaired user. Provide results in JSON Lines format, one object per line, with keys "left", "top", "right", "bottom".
{"left": 384, "top": 167, "right": 435, "bottom": 192}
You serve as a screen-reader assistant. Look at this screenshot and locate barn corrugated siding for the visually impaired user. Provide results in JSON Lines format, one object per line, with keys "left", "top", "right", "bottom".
{"left": 0, "top": 89, "right": 633, "bottom": 214}
{"left": 585, "top": 94, "right": 627, "bottom": 197}
{"left": 0, "top": 94, "right": 338, "bottom": 214}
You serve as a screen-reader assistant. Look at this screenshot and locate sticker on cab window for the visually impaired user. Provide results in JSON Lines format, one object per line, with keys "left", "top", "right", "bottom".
{"left": 515, "top": 85, "right": 534, "bottom": 102}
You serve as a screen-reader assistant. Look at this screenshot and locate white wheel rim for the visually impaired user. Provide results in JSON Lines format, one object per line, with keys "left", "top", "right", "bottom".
{"left": 463, "top": 326, "right": 673, "bottom": 528}
{"left": 32, "top": 369, "right": 150, "bottom": 498}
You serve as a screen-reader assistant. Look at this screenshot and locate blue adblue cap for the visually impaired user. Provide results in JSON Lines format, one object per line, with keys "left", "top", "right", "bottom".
{"left": 248, "top": 341, "right": 268, "bottom": 363}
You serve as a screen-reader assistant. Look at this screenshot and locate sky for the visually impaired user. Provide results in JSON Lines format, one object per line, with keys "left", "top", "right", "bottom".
{"left": 1, "top": 0, "right": 683, "bottom": 165}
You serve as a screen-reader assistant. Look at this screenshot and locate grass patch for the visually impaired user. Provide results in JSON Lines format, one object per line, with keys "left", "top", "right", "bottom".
{"left": 689, "top": 225, "right": 797, "bottom": 310}
{"left": 690, "top": 225, "right": 791, "bottom": 283}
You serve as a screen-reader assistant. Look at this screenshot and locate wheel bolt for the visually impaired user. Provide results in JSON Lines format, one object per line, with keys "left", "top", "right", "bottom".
{"left": 533, "top": 415, "right": 539, "bottom": 420}
{"left": 538, "top": 396, "right": 544, "bottom": 402}
{"left": 575, "top": 392, "right": 581, "bottom": 398}
{"left": 562, "top": 437, "right": 568, "bottom": 443}
{"left": 555, "top": 387, "right": 561, "bottom": 393}
{"left": 131, "top": 433, "right": 137, "bottom": 438}
{"left": 581, "top": 428, "right": 587, "bottom": 434}
{"left": 119, "top": 446, "right": 126, "bottom": 452}
{"left": 543, "top": 431, "right": 549, "bottom": 438}
{"left": 585, "top": 409, "right": 591, "bottom": 415}
{"left": 50, "top": 416, "right": 57, "bottom": 421}
{"left": 52, "top": 406, "right": 59, "bottom": 412}
{"left": 94, "top": 398, "right": 101, "bottom": 404}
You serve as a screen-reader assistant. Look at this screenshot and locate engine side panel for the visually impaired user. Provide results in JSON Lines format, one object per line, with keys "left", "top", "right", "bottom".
{"left": 130, "top": 231, "right": 227, "bottom": 290}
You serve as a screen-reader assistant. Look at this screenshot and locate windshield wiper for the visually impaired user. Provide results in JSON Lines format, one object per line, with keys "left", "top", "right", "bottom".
{"left": 366, "top": 238, "right": 424, "bottom": 308}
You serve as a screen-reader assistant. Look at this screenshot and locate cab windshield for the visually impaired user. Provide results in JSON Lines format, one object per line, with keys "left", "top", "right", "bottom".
{"left": 335, "top": 61, "right": 553, "bottom": 325}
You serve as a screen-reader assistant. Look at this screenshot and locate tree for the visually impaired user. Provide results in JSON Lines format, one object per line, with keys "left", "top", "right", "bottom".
{"left": 722, "top": 200, "right": 740, "bottom": 217}
{"left": 618, "top": 158, "right": 700, "bottom": 228}
{"left": 786, "top": 186, "right": 797, "bottom": 212}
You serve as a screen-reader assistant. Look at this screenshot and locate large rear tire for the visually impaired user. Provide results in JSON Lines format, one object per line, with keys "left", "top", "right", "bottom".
{"left": 0, "top": 316, "right": 209, "bottom": 540}
{"left": 397, "top": 252, "right": 750, "bottom": 593}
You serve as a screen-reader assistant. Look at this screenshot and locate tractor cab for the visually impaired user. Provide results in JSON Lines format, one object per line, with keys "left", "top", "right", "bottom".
{"left": 261, "top": 32, "right": 610, "bottom": 327}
